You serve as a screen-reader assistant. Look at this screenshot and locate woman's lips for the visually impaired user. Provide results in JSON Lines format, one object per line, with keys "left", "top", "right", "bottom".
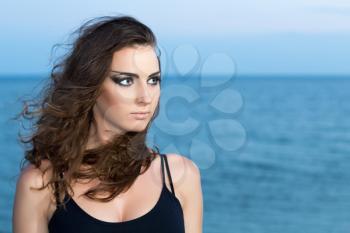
{"left": 131, "top": 112, "right": 150, "bottom": 120}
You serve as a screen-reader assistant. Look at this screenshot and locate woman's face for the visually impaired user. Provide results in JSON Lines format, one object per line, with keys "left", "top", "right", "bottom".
{"left": 93, "top": 44, "right": 161, "bottom": 136}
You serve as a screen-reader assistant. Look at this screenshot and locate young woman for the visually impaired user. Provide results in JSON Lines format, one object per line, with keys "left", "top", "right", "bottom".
{"left": 12, "top": 15, "right": 203, "bottom": 233}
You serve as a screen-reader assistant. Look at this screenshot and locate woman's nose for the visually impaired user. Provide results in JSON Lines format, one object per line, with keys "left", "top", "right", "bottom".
{"left": 136, "top": 83, "right": 152, "bottom": 103}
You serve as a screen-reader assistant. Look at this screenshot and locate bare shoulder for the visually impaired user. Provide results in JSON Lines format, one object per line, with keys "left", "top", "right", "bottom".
{"left": 13, "top": 159, "right": 54, "bottom": 227}
{"left": 165, "top": 153, "right": 203, "bottom": 232}
{"left": 18, "top": 159, "right": 53, "bottom": 190}
{"left": 164, "top": 153, "right": 202, "bottom": 205}
{"left": 165, "top": 153, "right": 201, "bottom": 181}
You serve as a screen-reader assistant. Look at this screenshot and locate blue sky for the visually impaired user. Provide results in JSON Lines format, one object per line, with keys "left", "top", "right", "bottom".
{"left": 1, "top": 0, "right": 350, "bottom": 76}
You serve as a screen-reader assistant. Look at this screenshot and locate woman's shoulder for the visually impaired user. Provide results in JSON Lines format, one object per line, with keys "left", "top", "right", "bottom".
{"left": 13, "top": 159, "right": 55, "bottom": 226}
{"left": 164, "top": 153, "right": 203, "bottom": 232}
{"left": 17, "top": 160, "right": 52, "bottom": 198}
{"left": 19, "top": 159, "right": 52, "bottom": 179}
{"left": 164, "top": 153, "right": 200, "bottom": 178}
{"left": 163, "top": 153, "right": 202, "bottom": 202}
{"left": 18, "top": 159, "right": 54, "bottom": 191}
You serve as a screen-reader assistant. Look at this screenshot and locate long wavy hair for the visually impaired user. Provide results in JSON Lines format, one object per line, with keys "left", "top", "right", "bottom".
{"left": 13, "top": 15, "right": 162, "bottom": 207}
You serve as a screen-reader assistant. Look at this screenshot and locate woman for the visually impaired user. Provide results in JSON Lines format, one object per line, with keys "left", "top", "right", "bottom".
{"left": 12, "top": 15, "right": 203, "bottom": 233}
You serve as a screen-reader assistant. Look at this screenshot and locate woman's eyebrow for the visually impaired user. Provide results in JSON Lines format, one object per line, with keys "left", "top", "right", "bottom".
{"left": 110, "top": 70, "right": 160, "bottom": 78}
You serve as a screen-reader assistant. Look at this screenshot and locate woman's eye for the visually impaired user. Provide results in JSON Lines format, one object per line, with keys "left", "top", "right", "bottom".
{"left": 149, "top": 76, "right": 161, "bottom": 85}
{"left": 111, "top": 75, "right": 161, "bottom": 87}
{"left": 112, "top": 77, "right": 133, "bottom": 86}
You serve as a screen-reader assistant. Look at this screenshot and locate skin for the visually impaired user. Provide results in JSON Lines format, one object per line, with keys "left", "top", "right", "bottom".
{"left": 86, "top": 44, "right": 161, "bottom": 147}
{"left": 12, "top": 45, "right": 203, "bottom": 233}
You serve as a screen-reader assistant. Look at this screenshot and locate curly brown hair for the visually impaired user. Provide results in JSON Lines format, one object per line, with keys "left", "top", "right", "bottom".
{"left": 13, "top": 15, "right": 162, "bottom": 208}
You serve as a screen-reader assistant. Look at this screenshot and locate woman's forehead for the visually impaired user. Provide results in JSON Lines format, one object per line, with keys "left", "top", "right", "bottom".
{"left": 110, "top": 45, "right": 159, "bottom": 75}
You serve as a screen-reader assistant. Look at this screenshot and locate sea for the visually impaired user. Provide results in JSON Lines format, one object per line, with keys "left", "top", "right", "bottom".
{"left": 0, "top": 74, "right": 349, "bottom": 233}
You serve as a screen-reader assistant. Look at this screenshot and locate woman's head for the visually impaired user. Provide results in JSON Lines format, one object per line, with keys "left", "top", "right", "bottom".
{"left": 91, "top": 44, "right": 161, "bottom": 143}
{"left": 15, "top": 15, "right": 162, "bottom": 204}
{"left": 55, "top": 15, "right": 161, "bottom": 138}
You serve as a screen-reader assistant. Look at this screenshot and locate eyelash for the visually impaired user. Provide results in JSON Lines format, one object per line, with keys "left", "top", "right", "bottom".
{"left": 112, "top": 76, "right": 161, "bottom": 87}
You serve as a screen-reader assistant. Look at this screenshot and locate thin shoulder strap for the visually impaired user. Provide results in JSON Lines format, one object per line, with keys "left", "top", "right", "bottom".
{"left": 161, "top": 153, "right": 175, "bottom": 195}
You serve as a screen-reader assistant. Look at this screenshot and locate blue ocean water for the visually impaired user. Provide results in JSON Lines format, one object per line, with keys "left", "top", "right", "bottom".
{"left": 1, "top": 75, "right": 350, "bottom": 233}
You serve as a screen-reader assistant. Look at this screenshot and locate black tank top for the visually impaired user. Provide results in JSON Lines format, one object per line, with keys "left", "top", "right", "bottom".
{"left": 48, "top": 153, "right": 185, "bottom": 233}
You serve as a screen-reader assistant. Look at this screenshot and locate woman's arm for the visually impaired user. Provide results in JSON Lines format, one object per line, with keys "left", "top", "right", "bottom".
{"left": 12, "top": 163, "right": 52, "bottom": 233}
{"left": 182, "top": 157, "right": 203, "bottom": 233}
{"left": 168, "top": 154, "right": 203, "bottom": 233}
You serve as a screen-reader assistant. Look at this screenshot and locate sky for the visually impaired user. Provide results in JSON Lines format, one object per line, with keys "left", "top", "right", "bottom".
{"left": 1, "top": 0, "right": 350, "bottom": 76}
